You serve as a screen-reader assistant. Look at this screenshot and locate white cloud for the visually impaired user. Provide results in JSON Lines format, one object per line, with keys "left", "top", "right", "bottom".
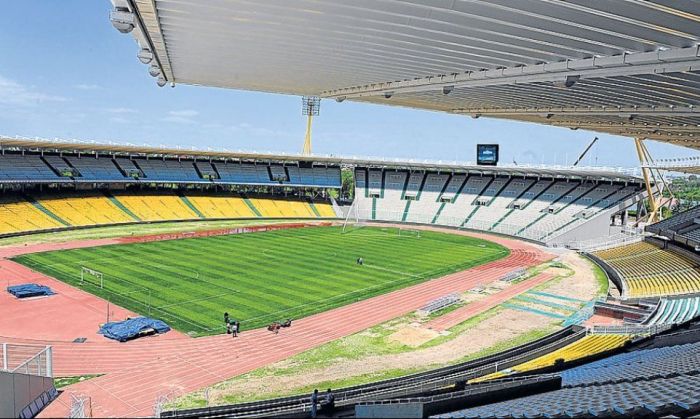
{"left": 0, "top": 75, "right": 67, "bottom": 106}
{"left": 73, "top": 84, "right": 102, "bottom": 90}
{"left": 169, "top": 110, "right": 199, "bottom": 117}
{"left": 106, "top": 107, "right": 137, "bottom": 114}
{"left": 109, "top": 116, "right": 130, "bottom": 124}
{"left": 161, "top": 109, "right": 199, "bottom": 124}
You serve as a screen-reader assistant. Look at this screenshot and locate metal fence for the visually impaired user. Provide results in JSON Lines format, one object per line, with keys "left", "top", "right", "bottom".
{"left": 588, "top": 324, "right": 671, "bottom": 336}
{"left": 1, "top": 343, "right": 53, "bottom": 377}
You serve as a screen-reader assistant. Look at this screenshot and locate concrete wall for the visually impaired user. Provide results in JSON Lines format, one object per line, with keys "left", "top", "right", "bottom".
{"left": 0, "top": 371, "right": 55, "bottom": 418}
{"left": 356, "top": 402, "right": 424, "bottom": 418}
{"left": 549, "top": 190, "right": 647, "bottom": 246}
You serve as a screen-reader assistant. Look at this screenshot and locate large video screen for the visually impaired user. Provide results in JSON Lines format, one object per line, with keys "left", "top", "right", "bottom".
{"left": 477, "top": 144, "right": 499, "bottom": 166}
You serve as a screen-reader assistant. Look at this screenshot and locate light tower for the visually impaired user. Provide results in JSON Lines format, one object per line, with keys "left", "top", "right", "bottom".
{"left": 301, "top": 96, "right": 320, "bottom": 156}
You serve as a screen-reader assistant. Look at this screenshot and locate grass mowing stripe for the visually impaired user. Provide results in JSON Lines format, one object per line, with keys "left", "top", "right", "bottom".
{"left": 13, "top": 226, "right": 509, "bottom": 335}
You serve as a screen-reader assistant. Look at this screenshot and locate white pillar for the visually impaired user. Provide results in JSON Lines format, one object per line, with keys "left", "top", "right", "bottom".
{"left": 46, "top": 346, "right": 53, "bottom": 377}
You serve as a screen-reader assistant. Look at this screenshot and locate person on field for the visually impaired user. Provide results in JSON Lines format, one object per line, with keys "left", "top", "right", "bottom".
{"left": 232, "top": 321, "right": 239, "bottom": 338}
{"left": 310, "top": 389, "right": 319, "bottom": 418}
{"left": 325, "top": 388, "right": 335, "bottom": 412}
{"left": 224, "top": 312, "right": 230, "bottom": 334}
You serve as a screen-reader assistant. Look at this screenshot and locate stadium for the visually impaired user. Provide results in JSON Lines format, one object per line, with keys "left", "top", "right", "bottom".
{"left": 2, "top": 1, "right": 700, "bottom": 418}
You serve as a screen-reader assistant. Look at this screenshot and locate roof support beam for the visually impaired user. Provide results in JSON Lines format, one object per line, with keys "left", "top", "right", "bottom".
{"left": 451, "top": 106, "right": 700, "bottom": 118}
{"left": 322, "top": 47, "right": 700, "bottom": 99}
{"left": 546, "top": 122, "right": 700, "bottom": 132}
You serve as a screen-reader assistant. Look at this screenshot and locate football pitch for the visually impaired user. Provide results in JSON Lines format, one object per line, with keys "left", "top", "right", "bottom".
{"left": 13, "top": 226, "right": 509, "bottom": 336}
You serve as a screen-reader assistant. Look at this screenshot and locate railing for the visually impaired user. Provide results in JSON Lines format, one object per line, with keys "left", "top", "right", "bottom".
{"left": 357, "top": 374, "right": 558, "bottom": 406}
{"left": 588, "top": 324, "right": 671, "bottom": 336}
{"left": 645, "top": 156, "right": 700, "bottom": 170}
{"left": 567, "top": 232, "right": 645, "bottom": 252}
{"left": 1, "top": 343, "right": 53, "bottom": 377}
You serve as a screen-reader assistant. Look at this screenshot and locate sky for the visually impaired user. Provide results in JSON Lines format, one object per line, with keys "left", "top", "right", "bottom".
{"left": 0, "top": 1, "right": 697, "bottom": 169}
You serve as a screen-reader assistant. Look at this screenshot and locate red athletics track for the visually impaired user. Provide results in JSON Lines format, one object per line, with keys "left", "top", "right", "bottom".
{"left": 0, "top": 223, "right": 552, "bottom": 417}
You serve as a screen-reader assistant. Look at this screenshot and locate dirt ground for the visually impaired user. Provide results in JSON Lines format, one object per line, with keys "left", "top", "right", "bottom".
{"left": 203, "top": 308, "right": 552, "bottom": 404}
{"left": 184, "top": 250, "right": 603, "bottom": 406}
{"left": 545, "top": 252, "right": 602, "bottom": 300}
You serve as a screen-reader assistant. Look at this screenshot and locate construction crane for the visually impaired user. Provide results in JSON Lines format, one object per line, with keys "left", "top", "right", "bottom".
{"left": 572, "top": 137, "right": 598, "bottom": 167}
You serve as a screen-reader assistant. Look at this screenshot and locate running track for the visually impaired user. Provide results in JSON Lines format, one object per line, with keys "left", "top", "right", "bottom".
{"left": 0, "top": 224, "right": 552, "bottom": 417}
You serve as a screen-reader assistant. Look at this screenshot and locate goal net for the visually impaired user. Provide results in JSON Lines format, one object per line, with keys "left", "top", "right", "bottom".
{"left": 80, "top": 267, "right": 104, "bottom": 289}
{"left": 398, "top": 227, "right": 421, "bottom": 238}
{"left": 341, "top": 199, "right": 367, "bottom": 234}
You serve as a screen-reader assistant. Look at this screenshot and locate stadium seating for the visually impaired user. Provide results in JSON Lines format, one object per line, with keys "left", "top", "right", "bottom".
{"left": 249, "top": 197, "right": 315, "bottom": 218}
{"left": 214, "top": 163, "right": 341, "bottom": 188}
{"left": 111, "top": 193, "right": 200, "bottom": 221}
{"left": 465, "top": 178, "right": 535, "bottom": 230}
{"left": 443, "top": 374, "right": 700, "bottom": 418}
{"left": 441, "top": 341, "right": 700, "bottom": 418}
{"left": 66, "top": 156, "right": 127, "bottom": 181}
{"left": 313, "top": 201, "right": 336, "bottom": 217}
{"left": 0, "top": 192, "right": 338, "bottom": 236}
{"left": 405, "top": 173, "right": 448, "bottom": 224}
{"left": 42, "top": 156, "right": 75, "bottom": 176}
{"left": 594, "top": 242, "right": 700, "bottom": 298}
{"left": 353, "top": 169, "right": 642, "bottom": 243}
{"left": 0, "top": 154, "right": 342, "bottom": 189}
{"left": 0, "top": 154, "right": 62, "bottom": 183}
{"left": 183, "top": 195, "right": 255, "bottom": 218}
{"left": 647, "top": 205, "right": 700, "bottom": 249}
{"left": 33, "top": 193, "right": 135, "bottom": 226}
{"left": 137, "top": 159, "right": 203, "bottom": 182}
{"left": 475, "top": 334, "right": 629, "bottom": 382}
{"left": 644, "top": 296, "right": 700, "bottom": 325}
{"left": 0, "top": 196, "right": 63, "bottom": 235}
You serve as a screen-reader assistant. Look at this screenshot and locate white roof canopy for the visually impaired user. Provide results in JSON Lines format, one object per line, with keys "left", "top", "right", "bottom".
{"left": 115, "top": 0, "right": 700, "bottom": 148}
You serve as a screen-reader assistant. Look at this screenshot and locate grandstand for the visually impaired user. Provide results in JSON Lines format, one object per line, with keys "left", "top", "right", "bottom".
{"left": 645, "top": 296, "right": 700, "bottom": 326}
{"left": 592, "top": 241, "right": 700, "bottom": 299}
{"left": 352, "top": 167, "right": 644, "bottom": 245}
{"left": 3, "top": 0, "right": 700, "bottom": 416}
{"left": 0, "top": 140, "right": 643, "bottom": 245}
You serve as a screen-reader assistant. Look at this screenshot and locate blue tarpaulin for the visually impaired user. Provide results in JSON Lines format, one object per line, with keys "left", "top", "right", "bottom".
{"left": 98, "top": 317, "right": 171, "bottom": 342}
{"left": 7, "top": 283, "right": 55, "bottom": 298}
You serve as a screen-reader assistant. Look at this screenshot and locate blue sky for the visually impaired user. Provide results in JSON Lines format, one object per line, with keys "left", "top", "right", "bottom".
{"left": 0, "top": 1, "right": 696, "bottom": 168}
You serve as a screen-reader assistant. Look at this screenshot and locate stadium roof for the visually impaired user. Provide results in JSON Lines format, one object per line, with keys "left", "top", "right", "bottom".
{"left": 113, "top": 0, "right": 700, "bottom": 148}
{"left": 0, "top": 136, "right": 641, "bottom": 183}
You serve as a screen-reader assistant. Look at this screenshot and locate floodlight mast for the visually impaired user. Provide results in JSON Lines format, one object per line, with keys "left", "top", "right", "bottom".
{"left": 301, "top": 97, "right": 320, "bottom": 156}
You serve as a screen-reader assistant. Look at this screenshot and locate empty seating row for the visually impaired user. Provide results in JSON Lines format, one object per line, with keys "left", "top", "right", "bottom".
{"left": 473, "top": 334, "right": 629, "bottom": 382}
{"left": 0, "top": 154, "right": 64, "bottom": 182}
{"left": 0, "top": 193, "right": 338, "bottom": 236}
{"left": 441, "top": 341, "right": 700, "bottom": 418}
{"left": 645, "top": 297, "right": 700, "bottom": 325}
{"left": 441, "top": 372, "right": 700, "bottom": 418}
{"left": 0, "top": 154, "right": 340, "bottom": 187}
{"left": 594, "top": 242, "right": 700, "bottom": 298}
{"left": 561, "top": 341, "right": 700, "bottom": 387}
{"left": 0, "top": 196, "right": 63, "bottom": 235}
{"left": 647, "top": 206, "right": 700, "bottom": 236}
{"left": 353, "top": 169, "right": 642, "bottom": 243}
{"left": 67, "top": 157, "right": 127, "bottom": 181}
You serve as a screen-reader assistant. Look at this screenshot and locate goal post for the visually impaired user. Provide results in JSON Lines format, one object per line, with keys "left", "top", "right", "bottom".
{"left": 341, "top": 199, "right": 365, "bottom": 234}
{"left": 398, "top": 227, "right": 421, "bottom": 238}
{"left": 80, "top": 267, "right": 104, "bottom": 289}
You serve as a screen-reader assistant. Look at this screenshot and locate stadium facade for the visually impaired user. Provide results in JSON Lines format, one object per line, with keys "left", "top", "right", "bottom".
{"left": 0, "top": 137, "right": 644, "bottom": 247}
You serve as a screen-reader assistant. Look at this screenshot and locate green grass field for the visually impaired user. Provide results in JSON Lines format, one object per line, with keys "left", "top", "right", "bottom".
{"left": 13, "top": 226, "right": 508, "bottom": 336}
